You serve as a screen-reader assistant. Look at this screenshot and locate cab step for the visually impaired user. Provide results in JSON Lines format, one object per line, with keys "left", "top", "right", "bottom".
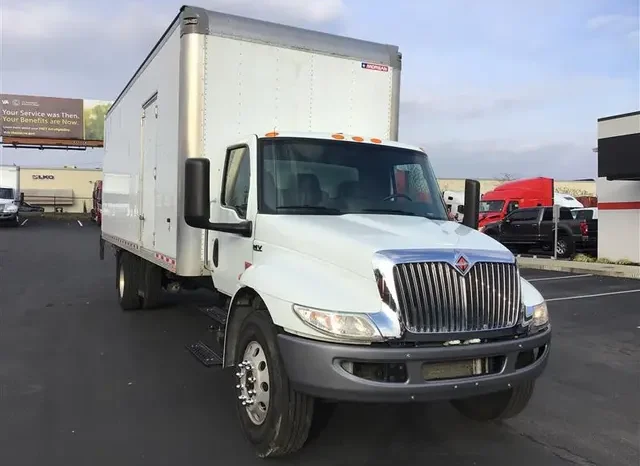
{"left": 197, "top": 305, "right": 228, "bottom": 325}
{"left": 186, "top": 341, "right": 223, "bottom": 367}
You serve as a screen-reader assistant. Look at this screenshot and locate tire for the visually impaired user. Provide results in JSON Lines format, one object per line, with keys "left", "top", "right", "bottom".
{"left": 140, "top": 261, "right": 164, "bottom": 309}
{"left": 116, "top": 251, "right": 143, "bottom": 311}
{"left": 556, "top": 236, "right": 574, "bottom": 259}
{"left": 451, "top": 380, "right": 535, "bottom": 421}
{"left": 233, "top": 307, "right": 314, "bottom": 458}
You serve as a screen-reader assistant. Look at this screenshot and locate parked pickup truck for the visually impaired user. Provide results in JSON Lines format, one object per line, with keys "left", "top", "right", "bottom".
{"left": 481, "top": 206, "right": 597, "bottom": 258}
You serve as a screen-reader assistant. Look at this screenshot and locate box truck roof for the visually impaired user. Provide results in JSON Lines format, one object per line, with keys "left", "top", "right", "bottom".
{"left": 260, "top": 131, "right": 422, "bottom": 152}
{"left": 107, "top": 5, "right": 401, "bottom": 119}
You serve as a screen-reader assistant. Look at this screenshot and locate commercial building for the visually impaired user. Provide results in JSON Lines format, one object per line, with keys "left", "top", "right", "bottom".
{"left": 596, "top": 111, "right": 640, "bottom": 263}
{"left": 19, "top": 167, "right": 102, "bottom": 213}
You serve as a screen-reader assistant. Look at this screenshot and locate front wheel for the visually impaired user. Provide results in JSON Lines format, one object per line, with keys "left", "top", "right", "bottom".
{"left": 234, "top": 308, "right": 314, "bottom": 458}
{"left": 451, "top": 380, "right": 535, "bottom": 421}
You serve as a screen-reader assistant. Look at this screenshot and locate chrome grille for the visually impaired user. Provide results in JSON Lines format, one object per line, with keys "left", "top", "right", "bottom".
{"left": 392, "top": 261, "right": 521, "bottom": 333}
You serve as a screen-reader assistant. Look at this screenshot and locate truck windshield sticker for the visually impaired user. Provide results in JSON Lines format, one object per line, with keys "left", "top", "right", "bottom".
{"left": 361, "top": 62, "right": 389, "bottom": 72}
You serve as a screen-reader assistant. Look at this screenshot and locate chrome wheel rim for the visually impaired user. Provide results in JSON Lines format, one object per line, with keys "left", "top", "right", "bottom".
{"left": 236, "top": 341, "right": 270, "bottom": 425}
{"left": 556, "top": 241, "right": 566, "bottom": 256}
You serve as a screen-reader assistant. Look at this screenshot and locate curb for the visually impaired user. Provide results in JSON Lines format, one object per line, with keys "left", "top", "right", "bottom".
{"left": 516, "top": 256, "right": 640, "bottom": 280}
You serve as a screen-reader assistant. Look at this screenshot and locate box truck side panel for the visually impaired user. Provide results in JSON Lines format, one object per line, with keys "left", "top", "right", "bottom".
{"left": 204, "top": 35, "right": 394, "bottom": 140}
{"left": 202, "top": 35, "right": 397, "bottom": 223}
{"left": 102, "top": 23, "right": 183, "bottom": 271}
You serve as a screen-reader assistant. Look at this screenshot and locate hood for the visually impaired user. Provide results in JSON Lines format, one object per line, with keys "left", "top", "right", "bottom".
{"left": 256, "top": 214, "right": 512, "bottom": 279}
{"left": 0, "top": 198, "right": 14, "bottom": 206}
{"left": 479, "top": 212, "right": 503, "bottom": 225}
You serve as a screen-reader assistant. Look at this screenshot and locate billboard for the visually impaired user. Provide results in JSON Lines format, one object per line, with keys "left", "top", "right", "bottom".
{"left": 0, "top": 94, "right": 112, "bottom": 143}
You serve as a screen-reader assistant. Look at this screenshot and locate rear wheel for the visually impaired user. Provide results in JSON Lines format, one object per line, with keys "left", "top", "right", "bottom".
{"left": 234, "top": 307, "right": 314, "bottom": 458}
{"left": 116, "top": 251, "right": 142, "bottom": 311}
{"left": 140, "top": 261, "right": 164, "bottom": 309}
{"left": 451, "top": 381, "right": 535, "bottom": 421}
{"left": 556, "top": 235, "right": 574, "bottom": 258}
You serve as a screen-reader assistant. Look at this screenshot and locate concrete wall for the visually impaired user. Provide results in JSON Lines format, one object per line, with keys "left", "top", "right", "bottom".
{"left": 436, "top": 178, "right": 596, "bottom": 196}
{"left": 596, "top": 177, "right": 640, "bottom": 262}
{"left": 20, "top": 167, "right": 102, "bottom": 213}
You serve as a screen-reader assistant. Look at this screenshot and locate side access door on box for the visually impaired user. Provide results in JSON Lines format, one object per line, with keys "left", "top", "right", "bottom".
{"left": 139, "top": 93, "right": 158, "bottom": 249}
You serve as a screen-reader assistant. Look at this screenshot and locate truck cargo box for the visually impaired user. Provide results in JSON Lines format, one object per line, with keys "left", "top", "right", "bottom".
{"left": 102, "top": 5, "right": 402, "bottom": 277}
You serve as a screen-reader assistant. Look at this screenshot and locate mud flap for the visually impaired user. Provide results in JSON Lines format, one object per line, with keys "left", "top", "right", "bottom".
{"left": 99, "top": 236, "right": 105, "bottom": 260}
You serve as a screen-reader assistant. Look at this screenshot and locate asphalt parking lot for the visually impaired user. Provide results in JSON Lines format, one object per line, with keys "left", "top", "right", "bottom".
{"left": 1, "top": 219, "right": 638, "bottom": 466}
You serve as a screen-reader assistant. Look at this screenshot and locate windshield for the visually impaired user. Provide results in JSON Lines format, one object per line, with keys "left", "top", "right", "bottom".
{"left": 480, "top": 200, "right": 504, "bottom": 213}
{"left": 0, "top": 187, "right": 15, "bottom": 200}
{"left": 258, "top": 138, "right": 448, "bottom": 220}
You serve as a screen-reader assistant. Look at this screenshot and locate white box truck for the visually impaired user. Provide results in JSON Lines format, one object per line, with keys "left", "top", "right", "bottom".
{"left": 100, "top": 5, "right": 552, "bottom": 458}
{"left": 0, "top": 165, "right": 21, "bottom": 226}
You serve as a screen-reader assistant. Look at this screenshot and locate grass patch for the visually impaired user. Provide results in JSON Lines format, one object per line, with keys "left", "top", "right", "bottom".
{"left": 572, "top": 253, "right": 639, "bottom": 266}
{"left": 572, "top": 253, "right": 596, "bottom": 263}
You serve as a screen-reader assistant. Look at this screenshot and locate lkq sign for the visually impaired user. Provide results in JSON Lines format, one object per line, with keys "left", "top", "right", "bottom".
{"left": 32, "top": 174, "right": 55, "bottom": 180}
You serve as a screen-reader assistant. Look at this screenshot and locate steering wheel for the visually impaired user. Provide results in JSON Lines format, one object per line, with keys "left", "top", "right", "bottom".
{"left": 383, "top": 193, "right": 413, "bottom": 202}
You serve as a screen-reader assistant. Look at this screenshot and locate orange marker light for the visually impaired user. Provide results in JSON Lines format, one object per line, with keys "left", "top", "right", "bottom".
{"left": 331, "top": 133, "right": 345, "bottom": 140}
{"left": 352, "top": 136, "right": 364, "bottom": 142}
{"left": 370, "top": 138, "right": 382, "bottom": 144}
{"left": 264, "top": 131, "right": 279, "bottom": 137}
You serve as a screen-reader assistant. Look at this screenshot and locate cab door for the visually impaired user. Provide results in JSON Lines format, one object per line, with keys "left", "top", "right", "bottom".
{"left": 209, "top": 136, "right": 258, "bottom": 297}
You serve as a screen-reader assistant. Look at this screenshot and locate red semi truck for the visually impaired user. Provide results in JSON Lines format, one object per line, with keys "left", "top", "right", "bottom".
{"left": 478, "top": 177, "right": 554, "bottom": 229}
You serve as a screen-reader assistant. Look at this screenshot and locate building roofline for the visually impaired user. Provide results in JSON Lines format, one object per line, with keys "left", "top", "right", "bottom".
{"left": 597, "top": 110, "right": 640, "bottom": 122}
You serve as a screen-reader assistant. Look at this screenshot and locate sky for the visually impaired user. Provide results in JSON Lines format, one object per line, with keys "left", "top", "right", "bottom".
{"left": 1, "top": 0, "right": 638, "bottom": 179}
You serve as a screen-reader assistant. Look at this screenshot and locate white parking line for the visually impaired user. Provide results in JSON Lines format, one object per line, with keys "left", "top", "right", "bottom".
{"left": 20, "top": 218, "right": 28, "bottom": 226}
{"left": 548, "top": 289, "right": 640, "bottom": 302}
{"left": 77, "top": 220, "right": 83, "bottom": 227}
{"left": 527, "top": 274, "right": 592, "bottom": 282}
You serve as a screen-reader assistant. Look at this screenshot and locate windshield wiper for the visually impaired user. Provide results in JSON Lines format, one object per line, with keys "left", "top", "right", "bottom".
{"left": 361, "top": 208, "right": 417, "bottom": 216}
{"left": 276, "top": 205, "right": 343, "bottom": 215}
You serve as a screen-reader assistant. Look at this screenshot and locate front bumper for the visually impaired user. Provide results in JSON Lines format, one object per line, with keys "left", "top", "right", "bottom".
{"left": 278, "top": 327, "right": 551, "bottom": 403}
{"left": 0, "top": 211, "right": 18, "bottom": 222}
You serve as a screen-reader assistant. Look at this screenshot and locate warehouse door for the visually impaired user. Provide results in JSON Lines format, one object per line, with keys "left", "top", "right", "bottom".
{"left": 139, "top": 93, "right": 158, "bottom": 248}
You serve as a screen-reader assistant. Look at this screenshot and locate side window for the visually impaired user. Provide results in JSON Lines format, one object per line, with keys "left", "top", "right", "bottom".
{"left": 509, "top": 209, "right": 537, "bottom": 222}
{"left": 457, "top": 205, "right": 464, "bottom": 214}
{"left": 542, "top": 208, "right": 553, "bottom": 221}
{"left": 559, "top": 208, "right": 573, "bottom": 220}
{"left": 506, "top": 201, "right": 520, "bottom": 214}
{"left": 222, "top": 146, "right": 250, "bottom": 218}
{"left": 394, "top": 164, "right": 431, "bottom": 202}
{"left": 507, "top": 211, "right": 525, "bottom": 221}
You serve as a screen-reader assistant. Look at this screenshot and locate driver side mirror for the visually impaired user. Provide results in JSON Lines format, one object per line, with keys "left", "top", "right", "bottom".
{"left": 184, "top": 158, "right": 252, "bottom": 237}
{"left": 462, "top": 179, "right": 480, "bottom": 230}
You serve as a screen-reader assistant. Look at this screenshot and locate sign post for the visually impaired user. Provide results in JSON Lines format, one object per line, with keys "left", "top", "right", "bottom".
{"left": 552, "top": 204, "right": 560, "bottom": 260}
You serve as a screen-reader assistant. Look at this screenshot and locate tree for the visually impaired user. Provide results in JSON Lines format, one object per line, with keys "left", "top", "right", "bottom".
{"left": 496, "top": 173, "right": 517, "bottom": 182}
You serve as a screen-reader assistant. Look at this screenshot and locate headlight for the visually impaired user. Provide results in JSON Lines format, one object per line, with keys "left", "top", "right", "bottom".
{"left": 527, "top": 302, "right": 549, "bottom": 328}
{"left": 292, "top": 304, "right": 383, "bottom": 342}
{"left": 5, "top": 204, "right": 18, "bottom": 213}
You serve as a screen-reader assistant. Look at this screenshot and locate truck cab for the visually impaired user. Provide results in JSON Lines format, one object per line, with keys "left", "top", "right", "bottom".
{"left": 183, "top": 131, "right": 551, "bottom": 455}
{"left": 479, "top": 177, "right": 554, "bottom": 228}
{"left": 0, "top": 187, "right": 20, "bottom": 226}
{"left": 0, "top": 165, "right": 21, "bottom": 227}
